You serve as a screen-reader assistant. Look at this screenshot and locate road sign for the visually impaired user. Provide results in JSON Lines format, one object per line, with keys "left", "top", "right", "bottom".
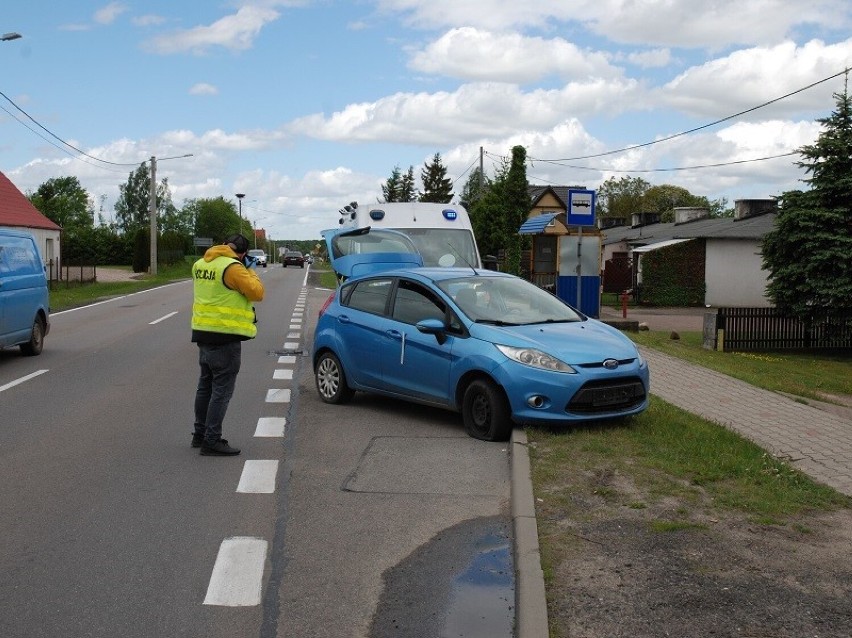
{"left": 567, "top": 190, "right": 596, "bottom": 227}
{"left": 193, "top": 237, "right": 213, "bottom": 247}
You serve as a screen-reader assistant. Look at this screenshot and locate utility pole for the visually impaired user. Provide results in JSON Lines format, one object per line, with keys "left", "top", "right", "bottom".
{"left": 149, "top": 156, "right": 157, "bottom": 275}
{"left": 148, "top": 153, "right": 193, "bottom": 276}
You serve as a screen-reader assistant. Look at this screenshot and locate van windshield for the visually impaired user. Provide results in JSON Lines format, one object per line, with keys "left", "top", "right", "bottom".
{"left": 398, "top": 228, "right": 480, "bottom": 268}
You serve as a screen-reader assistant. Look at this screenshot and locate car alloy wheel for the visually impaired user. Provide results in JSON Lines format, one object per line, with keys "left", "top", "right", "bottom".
{"left": 315, "top": 351, "right": 354, "bottom": 404}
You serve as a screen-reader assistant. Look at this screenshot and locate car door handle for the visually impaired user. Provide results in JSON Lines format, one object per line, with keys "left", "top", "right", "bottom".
{"left": 386, "top": 330, "right": 402, "bottom": 339}
{"left": 338, "top": 315, "right": 351, "bottom": 324}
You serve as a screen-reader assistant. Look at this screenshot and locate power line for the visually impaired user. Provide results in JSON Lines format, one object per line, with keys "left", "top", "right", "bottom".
{"left": 535, "top": 151, "right": 799, "bottom": 174}
{"left": 530, "top": 67, "right": 850, "bottom": 163}
{"left": 0, "top": 103, "right": 128, "bottom": 173}
{"left": 0, "top": 89, "right": 141, "bottom": 167}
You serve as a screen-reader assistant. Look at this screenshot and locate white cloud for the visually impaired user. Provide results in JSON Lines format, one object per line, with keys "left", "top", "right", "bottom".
{"left": 408, "top": 28, "right": 621, "bottom": 82}
{"left": 290, "top": 78, "right": 643, "bottom": 146}
{"left": 625, "top": 48, "right": 672, "bottom": 69}
{"left": 144, "top": 6, "right": 281, "bottom": 55}
{"left": 94, "top": 2, "right": 128, "bottom": 25}
{"left": 378, "top": 0, "right": 852, "bottom": 48}
{"left": 189, "top": 83, "right": 219, "bottom": 96}
{"left": 661, "top": 39, "right": 852, "bottom": 118}
{"left": 132, "top": 15, "right": 166, "bottom": 27}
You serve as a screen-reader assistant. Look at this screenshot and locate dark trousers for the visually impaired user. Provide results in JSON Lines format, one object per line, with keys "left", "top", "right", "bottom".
{"left": 194, "top": 341, "right": 242, "bottom": 444}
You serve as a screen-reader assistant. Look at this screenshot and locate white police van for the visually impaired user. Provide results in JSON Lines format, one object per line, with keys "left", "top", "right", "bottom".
{"left": 0, "top": 228, "right": 50, "bottom": 355}
{"left": 337, "top": 202, "right": 482, "bottom": 268}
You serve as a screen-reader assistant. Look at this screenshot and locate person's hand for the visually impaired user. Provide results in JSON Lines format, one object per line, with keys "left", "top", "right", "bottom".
{"left": 242, "top": 255, "right": 257, "bottom": 269}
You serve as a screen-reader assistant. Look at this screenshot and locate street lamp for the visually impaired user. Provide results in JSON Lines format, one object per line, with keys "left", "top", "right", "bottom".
{"left": 236, "top": 193, "right": 245, "bottom": 230}
{"left": 1, "top": 32, "right": 22, "bottom": 41}
{"left": 149, "top": 153, "right": 193, "bottom": 276}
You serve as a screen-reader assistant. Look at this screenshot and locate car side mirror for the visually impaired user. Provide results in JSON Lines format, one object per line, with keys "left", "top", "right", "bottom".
{"left": 416, "top": 318, "right": 448, "bottom": 345}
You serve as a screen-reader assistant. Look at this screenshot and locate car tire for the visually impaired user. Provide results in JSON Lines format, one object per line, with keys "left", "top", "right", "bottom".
{"left": 20, "top": 316, "right": 45, "bottom": 356}
{"left": 315, "top": 351, "right": 355, "bottom": 404}
{"left": 462, "top": 379, "right": 512, "bottom": 441}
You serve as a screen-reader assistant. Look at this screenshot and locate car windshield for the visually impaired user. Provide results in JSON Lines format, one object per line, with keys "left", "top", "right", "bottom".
{"left": 396, "top": 228, "right": 479, "bottom": 268}
{"left": 248, "top": 250, "right": 265, "bottom": 257}
{"left": 438, "top": 276, "right": 583, "bottom": 325}
{"left": 330, "top": 228, "right": 419, "bottom": 260}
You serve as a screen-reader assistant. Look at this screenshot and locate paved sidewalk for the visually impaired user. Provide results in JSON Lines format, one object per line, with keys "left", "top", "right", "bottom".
{"left": 641, "top": 348, "right": 852, "bottom": 497}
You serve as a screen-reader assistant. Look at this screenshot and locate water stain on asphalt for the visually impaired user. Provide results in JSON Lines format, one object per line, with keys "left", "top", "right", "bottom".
{"left": 443, "top": 530, "right": 514, "bottom": 637}
{"left": 369, "top": 515, "right": 514, "bottom": 638}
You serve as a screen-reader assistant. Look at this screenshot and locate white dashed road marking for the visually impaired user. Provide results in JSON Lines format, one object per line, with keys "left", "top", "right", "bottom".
{"left": 273, "top": 369, "right": 293, "bottom": 380}
{"left": 0, "top": 369, "right": 49, "bottom": 393}
{"left": 203, "top": 537, "right": 268, "bottom": 606}
{"left": 237, "top": 460, "right": 279, "bottom": 493}
{"left": 265, "top": 388, "right": 291, "bottom": 403}
{"left": 255, "top": 417, "right": 286, "bottom": 437}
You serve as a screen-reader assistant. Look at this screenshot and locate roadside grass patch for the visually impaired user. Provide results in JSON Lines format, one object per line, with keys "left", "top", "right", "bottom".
{"left": 51, "top": 260, "right": 193, "bottom": 312}
{"left": 528, "top": 397, "right": 850, "bottom": 522}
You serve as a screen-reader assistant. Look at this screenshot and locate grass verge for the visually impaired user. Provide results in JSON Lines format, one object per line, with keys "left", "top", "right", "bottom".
{"left": 50, "top": 261, "right": 193, "bottom": 312}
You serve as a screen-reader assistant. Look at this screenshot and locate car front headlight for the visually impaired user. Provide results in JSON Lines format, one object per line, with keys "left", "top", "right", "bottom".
{"left": 495, "top": 344, "right": 576, "bottom": 373}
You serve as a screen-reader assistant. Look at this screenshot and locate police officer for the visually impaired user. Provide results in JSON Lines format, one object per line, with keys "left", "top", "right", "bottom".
{"left": 191, "top": 233, "right": 265, "bottom": 455}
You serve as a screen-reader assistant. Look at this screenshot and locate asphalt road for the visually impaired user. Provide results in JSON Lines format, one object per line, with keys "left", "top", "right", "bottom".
{"left": 0, "top": 265, "right": 513, "bottom": 638}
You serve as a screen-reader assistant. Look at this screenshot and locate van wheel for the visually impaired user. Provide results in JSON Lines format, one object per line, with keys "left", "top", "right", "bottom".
{"left": 20, "top": 316, "right": 45, "bottom": 356}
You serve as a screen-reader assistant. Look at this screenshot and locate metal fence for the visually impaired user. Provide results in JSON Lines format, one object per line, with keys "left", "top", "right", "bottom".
{"left": 711, "top": 307, "right": 852, "bottom": 352}
{"left": 47, "top": 260, "right": 96, "bottom": 287}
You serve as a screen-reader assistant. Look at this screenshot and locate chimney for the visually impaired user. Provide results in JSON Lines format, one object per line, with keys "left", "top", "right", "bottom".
{"left": 674, "top": 207, "right": 710, "bottom": 224}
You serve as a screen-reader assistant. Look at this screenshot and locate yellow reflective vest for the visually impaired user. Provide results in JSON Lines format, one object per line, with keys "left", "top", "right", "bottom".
{"left": 191, "top": 256, "right": 257, "bottom": 339}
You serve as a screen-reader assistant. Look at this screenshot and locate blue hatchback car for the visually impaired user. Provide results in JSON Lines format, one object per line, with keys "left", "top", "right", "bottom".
{"left": 312, "top": 227, "right": 650, "bottom": 441}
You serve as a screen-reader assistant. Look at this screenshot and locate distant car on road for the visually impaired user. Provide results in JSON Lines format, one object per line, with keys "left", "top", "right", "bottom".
{"left": 312, "top": 227, "right": 650, "bottom": 442}
{"left": 247, "top": 249, "right": 267, "bottom": 267}
{"left": 283, "top": 250, "right": 305, "bottom": 268}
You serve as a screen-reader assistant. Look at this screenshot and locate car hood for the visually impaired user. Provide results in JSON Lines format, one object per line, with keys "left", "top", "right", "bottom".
{"left": 469, "top": 318, "right": 639, "bottom": 364}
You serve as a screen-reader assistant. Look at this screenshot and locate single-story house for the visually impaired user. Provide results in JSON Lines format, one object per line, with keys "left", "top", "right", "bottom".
{"left": 601, "top": 200, "right": 778, "bottom": 307}
{"left": 0, "top": 171, "right": 61, "bottom": 274}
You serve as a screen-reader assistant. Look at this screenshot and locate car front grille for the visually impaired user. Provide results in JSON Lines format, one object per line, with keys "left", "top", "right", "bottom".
{"left": 567, "top": 377, "right": 646, "bottom": 415}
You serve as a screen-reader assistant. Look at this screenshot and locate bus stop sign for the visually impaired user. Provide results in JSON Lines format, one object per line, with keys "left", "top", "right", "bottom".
{"left": 567, "top": 190, "right": 596, "bottom": 227}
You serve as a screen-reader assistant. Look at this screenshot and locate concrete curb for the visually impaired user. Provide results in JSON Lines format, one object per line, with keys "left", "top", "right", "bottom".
{"left": 511, "top": 427, "right": 549, "bottom": 638}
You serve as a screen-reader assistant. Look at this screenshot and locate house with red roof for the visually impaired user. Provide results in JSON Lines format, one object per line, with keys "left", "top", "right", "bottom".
{"left": 0, "top": 171, "right": 61, "bottom": 272}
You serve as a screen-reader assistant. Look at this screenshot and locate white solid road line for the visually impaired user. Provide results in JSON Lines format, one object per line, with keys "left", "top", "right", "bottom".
{"left": 0, "top": 369, "right": 49, "bottom": 393}
{"left": 237, "top": 460, "right": 279, "bottom": 493}
{"left": 203, "top": 537, "right": 268, "bottom": 606}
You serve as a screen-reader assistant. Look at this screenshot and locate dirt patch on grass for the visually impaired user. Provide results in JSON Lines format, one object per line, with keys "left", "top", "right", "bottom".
{"left": 535, "top": 467, "right": 852, "bottom": 637}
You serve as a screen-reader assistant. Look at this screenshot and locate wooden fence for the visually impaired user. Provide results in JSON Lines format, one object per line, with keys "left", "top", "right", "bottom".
{"left": 709, "top": 307, "right": 852, "bottom": 352}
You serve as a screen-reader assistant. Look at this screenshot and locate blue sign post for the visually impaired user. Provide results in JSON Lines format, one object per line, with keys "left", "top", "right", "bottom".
{"left": 567, "top": 190, "right": 597, "bottom": 310}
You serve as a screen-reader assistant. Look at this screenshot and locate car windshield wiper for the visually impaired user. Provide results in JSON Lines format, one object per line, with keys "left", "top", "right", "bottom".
{"left": 525, "top": 318, "right": 580, "bottom": 325}
{"left": 474, "top": 318, "right": 521, "bottom": 326}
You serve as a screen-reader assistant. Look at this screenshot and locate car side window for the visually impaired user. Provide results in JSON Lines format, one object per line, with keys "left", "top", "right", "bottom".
{"left": 391, "top": 279, "right": 446, "bottom": 325}
{"left": 345, "top": 278, "right": 393, "bottom": 315}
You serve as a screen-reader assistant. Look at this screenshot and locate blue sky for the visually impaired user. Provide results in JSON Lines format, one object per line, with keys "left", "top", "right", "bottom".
{"left": 2, "top": 1, "right": 851, "bottom": 239}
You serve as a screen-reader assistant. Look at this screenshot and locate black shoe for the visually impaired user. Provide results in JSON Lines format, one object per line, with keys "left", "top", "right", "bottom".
{"left": 200, "top": 439, "right": 241, "bottom": 456}
{"left": 191, "top": 433, "right": 204, "bottom": 448}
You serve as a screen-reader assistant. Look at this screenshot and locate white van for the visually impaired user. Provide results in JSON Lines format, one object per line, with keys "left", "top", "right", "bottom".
{"left": 337, "top": 202, "right": 482, "bottom": 268}
{"left": 0, "top": 229, "right": 50, "bottom": 355}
